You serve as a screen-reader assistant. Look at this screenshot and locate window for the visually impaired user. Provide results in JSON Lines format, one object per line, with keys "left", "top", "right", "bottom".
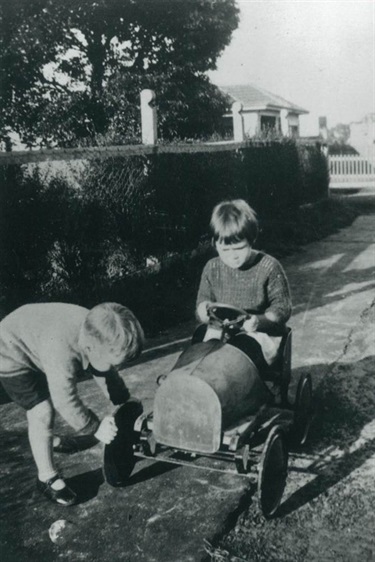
{"left": 289, "top": 125, "right": 299, "bottom": 138}
{"left": 260, "top": 115, "right": 277, "bottom": 131}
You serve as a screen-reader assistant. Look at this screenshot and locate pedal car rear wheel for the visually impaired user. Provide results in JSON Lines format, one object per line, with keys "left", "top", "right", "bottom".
{"left": 258, "top": 425, "right": 288, "bottom": 518}
{"left": 293, "top": 373, "right": 313, "bottom": 446}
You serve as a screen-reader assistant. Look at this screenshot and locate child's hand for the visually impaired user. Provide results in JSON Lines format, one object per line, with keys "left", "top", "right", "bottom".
{"left": 243, "top": 315, "right": 260, "bottom": 333}
{"left": 197, "top": 301, "right": 212, "bottom": 323}
{"left": 94, "top": 416, "right": 118, "bottom": 444}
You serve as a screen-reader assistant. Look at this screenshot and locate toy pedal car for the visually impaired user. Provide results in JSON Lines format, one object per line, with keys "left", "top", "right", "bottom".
{"left": 104, "top": 304, "right": 313, "bottom": 518}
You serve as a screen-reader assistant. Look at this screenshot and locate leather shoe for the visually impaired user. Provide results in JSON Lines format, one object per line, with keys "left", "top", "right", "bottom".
{"left": 36, "top": 475, "right": 77, "bottom": 506}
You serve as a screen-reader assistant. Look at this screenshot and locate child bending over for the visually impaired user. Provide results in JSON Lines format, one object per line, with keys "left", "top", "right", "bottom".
{"left": 0, "top": 302, "right": 144, "bottom": 506}
{"left": 196, "top": 199, "right": 292, "bottom": 369}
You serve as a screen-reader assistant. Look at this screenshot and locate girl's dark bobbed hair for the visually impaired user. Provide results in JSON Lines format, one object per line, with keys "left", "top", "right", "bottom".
{"left": 210, "top": 199, "right": 258, "bottom": 245}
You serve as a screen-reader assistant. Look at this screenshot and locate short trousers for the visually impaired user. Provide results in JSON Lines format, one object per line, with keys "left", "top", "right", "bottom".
{"left": 0, "top": 371, "right": 50, "bottom": 410}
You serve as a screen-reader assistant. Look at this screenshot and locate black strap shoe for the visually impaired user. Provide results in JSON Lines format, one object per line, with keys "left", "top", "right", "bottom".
{"left": 36, "top": 475, "right": 77, "bottom": 506}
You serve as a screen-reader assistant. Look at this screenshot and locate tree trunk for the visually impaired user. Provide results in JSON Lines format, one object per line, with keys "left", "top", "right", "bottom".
{"left": 86, "top": 28, "right": 107, "bottom": 135}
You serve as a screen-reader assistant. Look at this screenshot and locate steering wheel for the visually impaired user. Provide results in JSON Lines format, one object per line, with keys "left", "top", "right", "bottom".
{"left": 207, "top": 303, "right": 249, "bottom": 329}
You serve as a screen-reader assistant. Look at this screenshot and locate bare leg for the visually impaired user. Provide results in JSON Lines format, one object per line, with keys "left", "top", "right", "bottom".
{"left": 26, "top": 399, "right": 76, "bottom": 505}
{"left": 26, "top": 399, "right": 63, "bottom": 489}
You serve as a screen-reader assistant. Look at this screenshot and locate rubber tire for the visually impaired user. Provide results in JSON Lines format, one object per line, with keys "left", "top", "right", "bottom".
{"left": 258, "top": 425, "right": 288, "bottom": 518}
{"left": 103, "top": 399, "right": 143, "bottom": 487}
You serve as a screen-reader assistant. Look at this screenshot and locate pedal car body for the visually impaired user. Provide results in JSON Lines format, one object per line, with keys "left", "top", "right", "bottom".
{"left": 153, "top": 337, "right": 270, "bottom": 454}
{"left": 104, "top": 304, "right": 313, "bottom": 518}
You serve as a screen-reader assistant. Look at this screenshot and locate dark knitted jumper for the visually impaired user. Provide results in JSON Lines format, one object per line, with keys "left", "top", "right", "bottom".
{"left": 196, "top": 251, "right": 292, "bottom": 330}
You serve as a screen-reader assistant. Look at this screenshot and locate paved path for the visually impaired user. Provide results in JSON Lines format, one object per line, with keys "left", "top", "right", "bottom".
{"left": 1, "top": 197, "right": 374, "bottom": 562}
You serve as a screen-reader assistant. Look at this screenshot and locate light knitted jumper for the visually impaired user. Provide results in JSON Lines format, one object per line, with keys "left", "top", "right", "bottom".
{"left": 196, "top": 251, "right": 292, "bottom": 362}
{"left": 0, "top": 303, "right": 119, "bottom": 435}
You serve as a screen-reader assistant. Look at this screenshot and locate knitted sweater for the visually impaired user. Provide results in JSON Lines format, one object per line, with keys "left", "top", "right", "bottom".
{"left": 0, "top": 303, "right": 101, "bottom": 435}
{"left": 196, "top": 251, "right": 292, "bottom": 329}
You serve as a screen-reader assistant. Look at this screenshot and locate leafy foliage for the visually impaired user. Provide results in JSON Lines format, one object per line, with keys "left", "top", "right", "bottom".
{"left": 326, "top": 123, "right": 358, "bottom": 155}
{"left": 0, "top": 0, "right": 239, "bottom": 147}
{"left": 0, "top": 165, "right": 55, "bottom": 309}
{"left": 0, "top": 0, "right": 64, "bottom": 148}
{"left": 0, "top": 141, "right": 332, "bottom": 327}
{"left": 104, "top": 70, "right": 231, "bottom": 141}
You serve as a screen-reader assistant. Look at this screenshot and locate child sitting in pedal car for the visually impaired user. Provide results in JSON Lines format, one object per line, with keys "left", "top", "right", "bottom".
{"left": 196, "top": 199, "right": 292, "bottom": 372}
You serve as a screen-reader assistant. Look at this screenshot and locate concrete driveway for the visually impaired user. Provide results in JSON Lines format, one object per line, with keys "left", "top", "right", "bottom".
{"left": 1, "top": 194, "right": 374, "bottom": 562}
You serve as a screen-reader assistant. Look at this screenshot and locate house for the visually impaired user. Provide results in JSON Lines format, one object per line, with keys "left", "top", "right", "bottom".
{"left": 347, "top": 113, "right": 375, "bottom": 159}
{"left": 220, "top": 84, "right": 309, "bottom": 138}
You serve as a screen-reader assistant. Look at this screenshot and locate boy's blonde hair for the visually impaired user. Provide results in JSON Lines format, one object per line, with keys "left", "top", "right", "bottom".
{"left": 81, "top": 303, "right": 144, "bottom": 363}
{"left": 210, "top": 199, "right": 258, "bottom": 245}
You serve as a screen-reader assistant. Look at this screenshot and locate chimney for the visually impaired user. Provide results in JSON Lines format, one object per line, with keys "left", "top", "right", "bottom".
{"left": 319, "top": 116, "right": 328, "bottom": 140}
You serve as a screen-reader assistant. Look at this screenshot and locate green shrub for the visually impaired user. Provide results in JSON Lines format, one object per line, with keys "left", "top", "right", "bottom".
{"left": 0, "top": 140, "right": 331, "bottom": 328}
{"left": 0, "top": 166, "right": 55, "bottom": 313}
{"left": 298, "top": 144, "right": 329, "bottom": 204}
{"left": 74, "top": 140, "right": 327, "bottom": 260}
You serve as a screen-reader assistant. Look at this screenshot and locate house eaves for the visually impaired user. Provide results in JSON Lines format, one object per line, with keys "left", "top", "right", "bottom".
{"left": 220, "top": 84, "right": 309, "bottom": 116}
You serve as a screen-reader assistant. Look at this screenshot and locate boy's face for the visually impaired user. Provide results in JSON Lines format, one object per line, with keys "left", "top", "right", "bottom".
{"left": 215, "top": 239, "right": 253, "bottom": 269}
{"left": 85, "top": 345, "right": 125, "bottom": 372}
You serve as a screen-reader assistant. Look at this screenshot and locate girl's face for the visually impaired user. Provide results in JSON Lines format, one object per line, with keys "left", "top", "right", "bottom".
{"left": 215, "top": 239, "right": 253, "bottom": 269}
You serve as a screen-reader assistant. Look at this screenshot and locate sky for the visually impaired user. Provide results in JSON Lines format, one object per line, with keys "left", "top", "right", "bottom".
{"left": 207, "top": 0, "right": 375, "bottom": 136}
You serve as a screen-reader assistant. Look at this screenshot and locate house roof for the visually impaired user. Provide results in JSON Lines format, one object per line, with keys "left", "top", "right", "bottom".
{"left": 220, "top": 84, "right": 309, "bottom": 115}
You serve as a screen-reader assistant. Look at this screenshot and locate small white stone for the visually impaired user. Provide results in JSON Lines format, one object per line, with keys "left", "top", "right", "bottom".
{"left": 48, "top": 519, "right": 72, "bottom": 545}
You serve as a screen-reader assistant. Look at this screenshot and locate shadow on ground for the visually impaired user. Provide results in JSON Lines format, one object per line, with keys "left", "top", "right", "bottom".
{"left": 279, "top": 355, "right": 375, "bottom": 516}
{"left": 1, "top": 353, "right": 375, "bottom": 562}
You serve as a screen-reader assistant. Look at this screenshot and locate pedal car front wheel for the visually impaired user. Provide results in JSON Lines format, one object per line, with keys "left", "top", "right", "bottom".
{"left": 103, "top": 400, "right": 143, "bottom": 487}
{"left": 258, "top": 425, "right": 288, "bottom": 518}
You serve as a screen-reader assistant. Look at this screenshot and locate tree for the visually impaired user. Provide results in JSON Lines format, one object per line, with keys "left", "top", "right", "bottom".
{"left": 0, "top": 0, "right": 239, "bottom": 147}
{"left": 0, "top": 0, "right": 66, "bottom": 149}
{"left": 327, "top": 123, "right": 358, "bottom": 155}
{"left": 103, "top": 68, "right": 232, "bottom": 141}
{"left": 328, "top": 123, "right": 350, "bottom": 145}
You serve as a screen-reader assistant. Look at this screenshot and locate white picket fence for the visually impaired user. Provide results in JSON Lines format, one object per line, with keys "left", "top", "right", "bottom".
{"left": 329, "top": 154, "right": 375, "bottom": 189}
